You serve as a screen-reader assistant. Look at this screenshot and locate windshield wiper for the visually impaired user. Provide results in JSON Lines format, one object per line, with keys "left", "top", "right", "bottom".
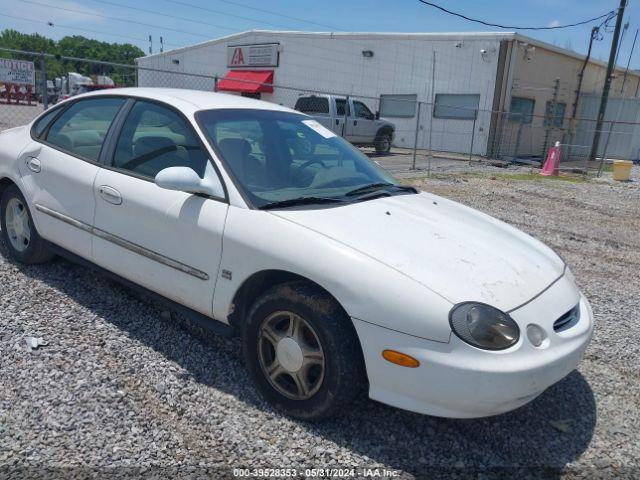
{"left": 345, "top": 183, "right": 416, "bottom": 197}
{"left": 259, "top": 196, "right": 343, "bottom": 210}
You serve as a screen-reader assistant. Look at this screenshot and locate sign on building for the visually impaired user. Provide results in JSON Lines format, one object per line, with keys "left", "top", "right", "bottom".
{"left": 0, "top": 59, "right": 35, "bottom": 85}
{"left": 227, "top": 43, "right": 279, "bottom": 68}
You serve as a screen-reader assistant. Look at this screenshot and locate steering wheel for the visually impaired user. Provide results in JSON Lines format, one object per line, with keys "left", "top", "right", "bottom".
{"left": 296, "top": 158, "right": 328, "bottom": 171}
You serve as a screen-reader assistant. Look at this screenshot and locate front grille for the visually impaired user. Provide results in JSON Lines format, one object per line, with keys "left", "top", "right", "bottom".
{"left": 554, "top": 304, "right": 580, "bottom": 332}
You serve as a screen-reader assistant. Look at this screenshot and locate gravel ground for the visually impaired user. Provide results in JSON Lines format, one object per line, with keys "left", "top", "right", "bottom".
{"left": 1, "top": 167, "right": 639, "bottom": 479}
{"left": 0, "top": 104, "right": 43, "bottom": 132}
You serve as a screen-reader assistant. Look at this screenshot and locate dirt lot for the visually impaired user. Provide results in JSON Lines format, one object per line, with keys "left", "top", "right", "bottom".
{"left": 1, "top": 166, "right": 639, "bottom": 478}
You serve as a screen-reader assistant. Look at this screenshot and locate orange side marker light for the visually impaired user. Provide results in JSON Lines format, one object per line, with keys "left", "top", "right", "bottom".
{"left": 382, "top": 349, "right": 420, "bottom": 368}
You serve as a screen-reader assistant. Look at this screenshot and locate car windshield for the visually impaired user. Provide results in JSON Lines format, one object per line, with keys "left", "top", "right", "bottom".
{"left": 196, "top": 109, "right": 400, "bottom": 208}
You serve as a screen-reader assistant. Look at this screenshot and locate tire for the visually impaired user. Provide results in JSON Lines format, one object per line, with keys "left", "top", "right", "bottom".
{"left": 243, "top": 281, "right": 366, "bottom": 420}
{"left": 374, "top": 131, "right": 392, "bottom": 155}
{"left": 0, "top": 184, "right": 54, "bottom": 264}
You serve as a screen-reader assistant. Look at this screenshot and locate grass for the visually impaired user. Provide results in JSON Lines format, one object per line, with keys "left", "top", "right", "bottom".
{"left": 406, "top": 171, "right": 589, "bottom": 184}
{"left": 485, "top": 172, "right": 589, "bottom": 183}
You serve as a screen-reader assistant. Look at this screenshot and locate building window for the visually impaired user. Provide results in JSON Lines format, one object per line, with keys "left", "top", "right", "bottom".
{"left": 433, "top": 94, "right": 480, "bottom": 120}
{"left": 544, "top": 101, "right": 566, "bottom": 127}
{"left": 379, "top": 94, "right": 417, "bottom": 118}
{"left": 509, "top": 97, "right": 535, "bottom": 124}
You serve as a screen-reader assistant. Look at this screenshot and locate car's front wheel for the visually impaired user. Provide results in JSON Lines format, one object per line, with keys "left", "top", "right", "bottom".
{"left": 0, "top": 184, "right": 53, "bottom": 264}
{"left": 243, "top": 282, "right": 365, "bottom": 420}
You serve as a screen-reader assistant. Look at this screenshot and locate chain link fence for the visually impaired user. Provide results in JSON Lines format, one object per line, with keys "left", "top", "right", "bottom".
{"left": 2, "top": 47, "right": 639, "bottom": 177}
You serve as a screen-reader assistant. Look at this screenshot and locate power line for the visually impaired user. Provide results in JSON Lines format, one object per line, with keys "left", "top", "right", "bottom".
{"left": 17, "top": 0, "right": 219, "bottom": 39}
{"left": 154, "top": 1, "right": 409, "bottom": 69}
{"left": 0, "top": 12, "right": 183, "bottom": 48}
{"left": 76, "top": 0, "right": 417, "bottom": 68}
{"left": 159, "top": 0, "right": 294, "bottom": 30}
{"left": 416, "top": 0, "right": 616, "bottom": 30}
{"left": 84, "top": 0, "right": 246, "bottom": 33}
{"left": 211, "top": 0, "right": 341, "bottom": 30}
{"left": 0, "top": 8, "right": 455, "bottom": 78}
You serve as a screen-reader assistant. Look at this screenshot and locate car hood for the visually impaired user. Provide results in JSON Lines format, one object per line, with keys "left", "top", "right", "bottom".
{"left": 271, "top": 192, "right": 565, "bottom": 311}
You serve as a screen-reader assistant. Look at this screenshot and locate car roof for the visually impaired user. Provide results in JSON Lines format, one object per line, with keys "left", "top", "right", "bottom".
{"left": 66, "top": 87, "right": 299, "bottom": 116}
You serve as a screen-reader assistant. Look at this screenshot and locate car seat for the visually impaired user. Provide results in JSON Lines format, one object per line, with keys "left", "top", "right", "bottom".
{"left": 218, "top": 138, "right": 264, "bottom": 186}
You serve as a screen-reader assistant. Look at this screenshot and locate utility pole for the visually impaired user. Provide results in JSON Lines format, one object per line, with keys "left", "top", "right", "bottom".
{"left": 568, "top": 27, "right": 598, "bottom": 160}
{"left": 148, "top": 35, "right": 153, "bottom": 55}
{"left": 599, "top": 27, "right": 639, "bottom": 176}
{"left": 588, "top": 0, "right": 627, "bottom": 163}
{"left": 572, "top": 27, "right": 598, "bottom": 120}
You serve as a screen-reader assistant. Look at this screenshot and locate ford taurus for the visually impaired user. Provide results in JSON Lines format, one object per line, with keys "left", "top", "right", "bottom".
{"left": 0, "top": 88, "right": 594, "bottom": 419}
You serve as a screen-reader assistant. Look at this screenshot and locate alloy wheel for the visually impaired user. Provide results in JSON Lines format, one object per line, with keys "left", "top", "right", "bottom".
{"left": 257, "top": 311, "right": 325, "bottom": 400}
{"left": 5, "top": 197, "right": 31, "bottom": 252}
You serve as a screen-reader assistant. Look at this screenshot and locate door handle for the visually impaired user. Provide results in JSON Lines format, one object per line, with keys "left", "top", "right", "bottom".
{"left": 98, "top": 185, "right": 122, "bottom": 205}
{"left": 25, "top": 157, "right": 41, "bottom": 173}
{"left": 353, "top": 120, "right": 358, "bottom": 126}
{"left": 335, "top": 119, "right": 339, "bottom": 125}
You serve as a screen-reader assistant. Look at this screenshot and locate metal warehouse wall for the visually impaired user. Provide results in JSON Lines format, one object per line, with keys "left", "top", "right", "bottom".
{"left": 137, "top": 32, "right": 507, "bottom": 155}
{"left": 574, "top": 94, "right": 640, "bottom": 160}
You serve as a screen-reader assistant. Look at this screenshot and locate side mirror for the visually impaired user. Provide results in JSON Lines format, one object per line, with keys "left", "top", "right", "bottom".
{"left": 155, "top": 163, "right": 224, "bottom": 198}
{"left": 375, "top": 111, "right": 380, "bottom": 120}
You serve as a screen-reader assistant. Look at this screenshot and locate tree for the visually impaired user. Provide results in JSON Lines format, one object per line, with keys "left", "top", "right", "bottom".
{"left": 0, "top": 30, "right": 144, "bottom": 86}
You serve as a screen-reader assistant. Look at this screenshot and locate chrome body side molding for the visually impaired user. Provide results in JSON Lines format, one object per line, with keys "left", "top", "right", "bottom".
{"left": 34, "top": 204, "right": 210, "bottom": 281}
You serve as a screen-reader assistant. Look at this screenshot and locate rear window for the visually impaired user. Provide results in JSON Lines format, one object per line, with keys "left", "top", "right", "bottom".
{"left": 33, "top": 106, "right": 64, "bottom": 138}
{"left": 294, "top": 97, "right": 329, "bottom": 115}
{"left": 46, "top": 97, "right": 125, "bottom": 162}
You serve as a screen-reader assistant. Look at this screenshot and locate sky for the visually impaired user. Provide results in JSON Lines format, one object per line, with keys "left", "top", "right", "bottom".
{"left": 1, "top": 0, "right": 639, "bottom": 69}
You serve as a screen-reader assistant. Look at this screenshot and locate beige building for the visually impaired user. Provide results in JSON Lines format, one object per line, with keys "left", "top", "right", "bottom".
{"left": 491, "top": 35, "right": 640, "bottom": 159}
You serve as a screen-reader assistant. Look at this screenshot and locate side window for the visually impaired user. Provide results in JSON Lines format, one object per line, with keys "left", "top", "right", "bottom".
{"left": 46, "top": 98, "right": 125, "bottom": 161}
{"left": 33, "top": 105, "right": 63, "bottom": 138}
{"left": 113, "top": 101, "right": 209, "bottom": 179}
{"left": 335, "top": 99, "right": 349, "bottom": 116}
{"left": 353, "top": 101, "right": 373, "bottom": 119}
{"left": 294, "top": 97, "right": 329, "bottom": 115}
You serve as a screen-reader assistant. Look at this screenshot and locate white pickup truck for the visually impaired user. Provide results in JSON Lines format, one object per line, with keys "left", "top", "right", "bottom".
{"left": 294, "top": 95, "right": 395, "bottom": 154}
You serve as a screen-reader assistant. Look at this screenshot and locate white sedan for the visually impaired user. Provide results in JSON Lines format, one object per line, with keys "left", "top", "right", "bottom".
{"left": 0, "top": 88, "right": 593, "bottom": 419}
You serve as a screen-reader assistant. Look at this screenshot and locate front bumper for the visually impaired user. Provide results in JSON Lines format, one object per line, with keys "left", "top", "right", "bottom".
{"left": 353, "top": 275, "right": 594, "bottom": 418}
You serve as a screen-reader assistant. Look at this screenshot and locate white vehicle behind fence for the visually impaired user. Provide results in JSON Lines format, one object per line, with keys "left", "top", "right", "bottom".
{"left": 67, "top": 72, "right": 93, "bottom": 97}
{"left": 294, "top": 94, "right": 395, "bottom": 154}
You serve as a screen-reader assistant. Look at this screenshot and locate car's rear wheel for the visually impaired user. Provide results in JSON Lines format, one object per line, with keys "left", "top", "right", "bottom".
{"left": 0, "top": 184, "right": 53, "bottom": 264}
{"left": 243, "top": 281, "right": 365, "bottom": 419}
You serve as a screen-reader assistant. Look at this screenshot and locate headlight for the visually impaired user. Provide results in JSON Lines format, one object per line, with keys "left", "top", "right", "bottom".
{"left": 449, "top": 302, "right": 520, "bottom": 350}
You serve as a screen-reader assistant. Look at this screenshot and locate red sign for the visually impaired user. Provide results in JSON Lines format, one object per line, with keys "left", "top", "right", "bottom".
{"left": 230, "top": 47, "right": 245, "bottom": 66}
